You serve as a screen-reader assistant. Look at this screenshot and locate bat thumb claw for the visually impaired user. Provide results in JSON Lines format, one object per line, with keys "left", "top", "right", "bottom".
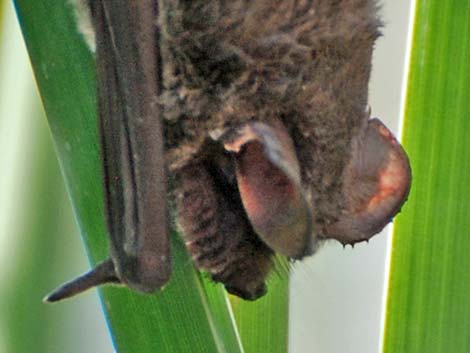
{"left": 44, "top": 258, "right": 120, "bottom": 303}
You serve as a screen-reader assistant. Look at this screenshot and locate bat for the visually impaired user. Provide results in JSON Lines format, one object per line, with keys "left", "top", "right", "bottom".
{"left": 45, "top": 0, "right": 411, "bottom": 302}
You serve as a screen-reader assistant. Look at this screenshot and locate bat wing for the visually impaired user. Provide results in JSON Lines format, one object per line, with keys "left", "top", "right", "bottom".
{"left": 325, "top": 118, "right": 412, "bottom": 245}
{"left": 93, "top": 0, "right": 170, "bottom": 292}
{"left": 223, "top": 119, "right": 314, "bottom": 259}
{"left": 46, "top": 0, "right": 169, "bottom": 302}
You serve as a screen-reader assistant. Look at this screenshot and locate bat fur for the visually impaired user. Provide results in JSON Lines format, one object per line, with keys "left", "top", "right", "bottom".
{"left": 160, "top": 0, "right": 382, "bottom": 236}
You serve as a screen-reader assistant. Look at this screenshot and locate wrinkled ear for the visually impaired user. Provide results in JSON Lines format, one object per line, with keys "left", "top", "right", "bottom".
{"left": 326, "top": 118, "right": 412, "bottom": 245}
{"left": 222, "top": 119, "right": 313, "bottom": 259}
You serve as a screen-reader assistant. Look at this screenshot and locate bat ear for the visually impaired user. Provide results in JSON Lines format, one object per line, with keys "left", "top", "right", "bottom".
{"left": 326, "top": 118, "right": 412, "bottom": 245}
{"left": 223, "top": 119, "right": 313, "bottom": 259}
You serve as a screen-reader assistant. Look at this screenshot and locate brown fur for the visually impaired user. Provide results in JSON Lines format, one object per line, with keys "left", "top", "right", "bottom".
{"left": 160, "top": 0, "right": 382, "bottom": 297}
{"left": 175, "top": 160, "right": 273, "bottom": 299}
{"left": 161, "top": 0, "right": 381, "bottom": 232}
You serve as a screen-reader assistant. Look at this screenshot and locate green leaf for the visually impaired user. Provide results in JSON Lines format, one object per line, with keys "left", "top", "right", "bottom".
{"left": 0, "top": 3, "right": 113, "bottom": 351}
{"left": 0, "top": 88, "right": 105, "bottom": 353}
{"left": 384, "top": 2, "right": 470, "bottom": 352}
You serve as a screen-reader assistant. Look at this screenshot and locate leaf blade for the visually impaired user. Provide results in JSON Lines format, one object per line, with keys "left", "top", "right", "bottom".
{"left": 384, "top": 2, "right": 470, "bottom": 352}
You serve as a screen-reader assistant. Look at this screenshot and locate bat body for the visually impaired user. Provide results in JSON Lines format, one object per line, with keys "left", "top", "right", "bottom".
{"left": 46, "top": 0, "right": 411, "bottom": 302}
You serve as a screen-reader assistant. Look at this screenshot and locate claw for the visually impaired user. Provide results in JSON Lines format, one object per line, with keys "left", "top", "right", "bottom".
{"left": 44, "top": 259, "right": 120, "bottom": 303}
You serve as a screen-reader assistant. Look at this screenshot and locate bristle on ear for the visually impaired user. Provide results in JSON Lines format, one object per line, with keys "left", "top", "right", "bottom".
{"left": 325, "top": 118, "right": 412, "bottom": 245}
{"left": 44, "top": 259, "right": 120, "bottom": 303}
{"left": 223, "top": 119, "right": 313, "bottom": 259}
